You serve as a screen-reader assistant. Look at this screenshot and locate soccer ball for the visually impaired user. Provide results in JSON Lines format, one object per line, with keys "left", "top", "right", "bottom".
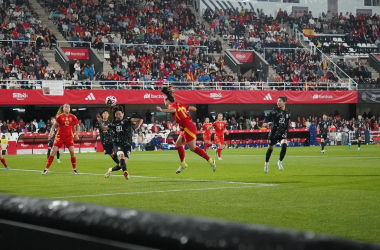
{"left": 105, "top": 96, "right": 117, "bottom": 107}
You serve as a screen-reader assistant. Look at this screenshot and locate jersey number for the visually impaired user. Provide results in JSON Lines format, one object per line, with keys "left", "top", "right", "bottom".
{"left": 116, "top": 126, "right": 123, "bottom": 132}
{"left": 64, "top": 121, "right": 70, "bottom": 126}
{"left": 279, "top": 118, "right": 285, "bottom": 124}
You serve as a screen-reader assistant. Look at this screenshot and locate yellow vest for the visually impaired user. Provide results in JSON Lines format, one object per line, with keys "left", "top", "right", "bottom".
{"left": 1, "top": 138, "right": 8, "bottom": 149}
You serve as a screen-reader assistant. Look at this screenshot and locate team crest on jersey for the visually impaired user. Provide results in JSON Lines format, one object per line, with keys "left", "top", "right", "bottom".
{"left": 66, "top": 118, "right": 68, "bottom": 120}
{"left": 286, "top": 114, "right": 289, "bottom": 118}
{"left": 121, "top": 121, "right": 124, "bottom": 125}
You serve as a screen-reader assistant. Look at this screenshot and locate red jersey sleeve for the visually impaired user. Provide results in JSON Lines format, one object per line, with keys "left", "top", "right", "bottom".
{"left": 71, "top": 114, "right": 79, "bottom": 125}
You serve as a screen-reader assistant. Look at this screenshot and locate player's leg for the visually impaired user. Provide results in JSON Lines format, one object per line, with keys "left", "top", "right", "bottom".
{"left": 264, "top": 136, "right": 275, "bottom": 173}
{"left": 358, "top": 136, "right": 362, "bottom": 150}
{"left": 105, "top": 144, "right": 122, "bottom": 178}
{"left": 216, "top": 140, "right": 224, "bottom": 160}
{"left": 277, "top": 139, "right": 287, "bottom": 171}
{"left": 0, "top": 150, "right": 9, "bottom": 169}
{"left": 186, "top": 133, "right": 216, "bottom": 172}
{"left": 174, "top": 134, "right": 187, "bottom": 174}
{"left": 43, "top": 144, "right": 60, "bottom": 174}
{"left": 320, "top": 138, "right": 325, "bottom": 153}
{"left": 105, "top": 144, "right": 119, "bottom": 164}
{"left": 116, "top": 146, "right": 130, "bottom": 180}
{"left": 67, "top": 145, "right": 78, "bottom": 174}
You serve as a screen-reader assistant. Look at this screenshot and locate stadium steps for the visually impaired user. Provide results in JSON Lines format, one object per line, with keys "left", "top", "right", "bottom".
{"left": 366, "top": 65, "right": 379, "bottom": 79}
{"left": 40, "top": 49, "right": 64, "bottom": 74}
{"left": 29, "top": 0, "right": 70, "bottom": 47}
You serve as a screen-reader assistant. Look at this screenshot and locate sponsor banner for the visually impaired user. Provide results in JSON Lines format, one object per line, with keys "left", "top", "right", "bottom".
{"left": 61, "top": 48, "right": 89, "bottom": 60}
{"left": 42, "top": 81, "right": 64, "bottom": 96}
{"left": 174, "top": 129, "right": 309, "bottom": 135}
{"left": 0, "top": 90, "right": 358, "bottom": 105}
{"left": 230, "top": 51, "right": 254, "bottom": 63}
{"left": 235, "top": 91, "right": 358, "bottom": 104}
{"left": 359, "top": 90, "right": 380, "bottom": 103}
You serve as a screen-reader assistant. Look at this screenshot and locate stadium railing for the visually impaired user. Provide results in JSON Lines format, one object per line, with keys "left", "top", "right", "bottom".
{"left": 0, "top": 193, "right": 379, "bottom": 250}
{"left": 0, "top": 80, "right": 356, "bottom": 90}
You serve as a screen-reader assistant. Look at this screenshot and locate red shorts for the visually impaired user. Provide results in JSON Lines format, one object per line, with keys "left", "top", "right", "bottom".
{"left": 179, "top": 122, "right": 197, "bottom": 142}
{"left": 203, "top": 134, "right": 211, "bottom": 141}
{"left": 214, "top": 134, "right": 224, "bottom": 145}
{"left": 53, "top": 137, "right": 74, "bottom": 148}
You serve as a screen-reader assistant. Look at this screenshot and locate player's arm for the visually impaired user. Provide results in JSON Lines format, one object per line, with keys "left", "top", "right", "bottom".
{"left": 74, "top": 123, "right": 80, "bottom": 140}
{"left": 93, "top": 126, "right": 98, "bottom": 139}
{"left": 188, "top": 106, "right": 197, "bottom": 111}
{"left": 224, "top": 123, "right": 229, "bottom": 135}
{"left": 96, "top": 114, "right": 110, "bottom": 131}
{"left": 262, "top": 112, "right": 273, "bottom": 128}
{"left": 156, "top": 106, "right": 176, "bottom": 113}
{"left": 48, "top": 122, "right": 57, "bottom": 141}
{"left": 131, "top": 118, "right": 143, "bottom": 131}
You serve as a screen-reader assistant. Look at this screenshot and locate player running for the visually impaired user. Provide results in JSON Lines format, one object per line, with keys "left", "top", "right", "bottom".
{"left": 47, "top": 117, "right": 61, "bottom": 163}
{"left": 262, "top": 96, "right": 291, "bottom": 173}
{"left": 93, "top": 109, "right": 119, "bottom": 164}
{"left": 97, "top": 105, "right": 143, "bottom": 180}
{"left": 213, "top": 113, "right": 229, "bottom": 160}
{"left": 42, "top": 104, "right": 80, "bottom": 175}
{"left": 317, "top": 114, "right": 331, "bottom": 153}
{"left": 0, "top": 135, "right": 9, "bottom": 170}
{"left": 201, "top": 117, "right": 212, "bottom": 152}
{"left": 156, "top": 86, "right": 216, "bottom": 174}
{"left": 353, "top": 114, "right": 365, "bottom": 151}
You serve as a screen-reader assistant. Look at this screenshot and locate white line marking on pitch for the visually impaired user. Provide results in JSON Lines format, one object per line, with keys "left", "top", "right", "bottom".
{"left": 51, "top": 185, "right": 267, "bottom": 199}
{"left": 7, "top": 169, "right": 278, "bottom": 186}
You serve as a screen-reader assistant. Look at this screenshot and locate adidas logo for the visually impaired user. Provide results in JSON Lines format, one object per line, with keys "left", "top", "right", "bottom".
{"left": 85, "top": 93, "right": 96, "bottom": 100}
{"left": 38, "top": 144, "right": 44, "bottom": 148}
{"left": 263, "top": 93, "right": 272, "bottom": 100}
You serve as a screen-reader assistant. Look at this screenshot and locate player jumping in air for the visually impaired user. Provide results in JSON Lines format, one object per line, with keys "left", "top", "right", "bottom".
{"left": 47, "top": 117, "right": 61, "bottom": 163}
{"left": 353, "top": 114, "right": 365, "bottom": 151}
{"left": 317, "top": 114, "right": 331, "bottom": 153}
{"left": 213, "top": 113, "right": 229, "bottom": 160}
{"left": 42, "top": 104, "right": 80, "bottom": 175}
{"left": 98, "top": 105, "right": 143, "bottom": 180}
{"left": 262, "top": 96, "right": 291, "bottom": 173}
{"left": 156, "top": 86, "right": 216, "bottom": 174}
{"left": 93, "top": 109, "right": 119, "bottom": 164}
{"left": 201, "top": 117, "right": 212, "bottom": 152}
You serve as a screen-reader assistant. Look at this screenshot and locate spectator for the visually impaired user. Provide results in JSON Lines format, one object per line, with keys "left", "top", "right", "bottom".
{"left": 151, "top": 134, "right": 162, "bottom": 151}
{"left": 137, "top": 132, "right": 146, "bottom": 151}
{"left": 151, "top": 122, "right": 161, "bottom": 133}
{"left": 145, "top": 109, "right": 152, "bottom": 124}
{"left": 29, "top": 122, "right": 37, "bottom": 133}
{"left": 37, "top": 119, "right": 45, "bottom": 129}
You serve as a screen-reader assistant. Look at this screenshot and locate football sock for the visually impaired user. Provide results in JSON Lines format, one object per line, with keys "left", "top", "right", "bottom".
{"left": 217, "top": 148, "right": 221, "bottom": 158}
{"left": 46, "top": 155, "right": 54, "bottom": 169}
{"left": 56, "top": 151, "right": 60, "bottom": 159}
{"left": 111, "top": 154, "right": 120, "bottom": 164}
{"left": 47, "top": 149, "right": 51, "bottom": 159}
{"left": 120, "top": 159, "right": 126, "bottom": 171}
{"left": 358, "top": 140, "right": 361, "bottom": 148}
{"left": 177, "top": 146, "right": 185, "bottom": 162}
{"left": 112, "top": 164, "right": 121, "bottom": 171}
{"left": 71, "top": 157, "right": 77, "bottom": 169}
{"left": 204, "top": 143, "right": 209, "bottom": 152}
{"left": 1, "top": 157, "right": 8, "bottom": 168}
{"left": 265, "top": 148, "right": 273, "bottom": 162}
{"left": 194, "top": 147, "right": 210, "bottom": 161}
{"left": 280, "top": 143, "right": 287, "bottom": 161}
{"left": 321, "top": 142, "right": 325, "bottom": 150}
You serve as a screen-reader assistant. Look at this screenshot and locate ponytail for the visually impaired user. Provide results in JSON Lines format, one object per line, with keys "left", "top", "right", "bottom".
{"left": 56, "top": 106, "right": 64, "bottom": 117}
{"left": 161, "top": 85, "right": 175, "bottom": 103}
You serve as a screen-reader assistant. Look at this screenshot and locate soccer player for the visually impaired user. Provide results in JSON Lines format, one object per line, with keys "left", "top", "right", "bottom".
{"left": 156, "top": 86, "right": 216, "bottom": 174}
{"left": 213, "top": 113, "right": 229, "bottom": 160}
{"left": 42, "top": 104, "right": 80, "bottom": 175}
{"left": 0, "top": 135, "right": 9, "bottom": 169}
{"left": 47, "top": 117, "right": 61, "bottom": 163}
{"left": 93, "top": 109, "right": 119, "bottom": 164}
{"left": 353, "top": 114, "right": 365, "bottom": 151}
{"left": 201, "top": 117, "right": 212, "bottom": 152}
{"left": 262, "top": 96, "right": 291, "bottom": 173}
{"left": 317, "top": 114, "right": 331, "bottom": 153}
{"left": 98, "top": 105, "right": 143, "bottom": 180}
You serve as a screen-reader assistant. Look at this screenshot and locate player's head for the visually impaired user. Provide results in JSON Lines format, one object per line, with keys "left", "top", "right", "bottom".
{"left": 277, "top": 96, "right": 287, "bottom": 109}
{"left": 358, "top": 114, "right": 362, "bottom": 120}
{"left": 323, "top": 113, "right": 327, "bottom": 120}
{"left": 113, "top": 105, "right": 124, "bottom": 121}
{"left": 50, "top": 117, "right": 56, "bottom": 124}
{"left": 205, "top": 117, "right": 210, "bottom": 123}
{"left": 217, "top": 113, "right": 223, "bottom": 121}
{"left": 63, "top": 104, "right": 70, "bottom": 113}
{"left": 101, "top": 109, "right": 109, "bottom": 120}
{"left": 162, "top": 86, "right": 175, "bottom": 107}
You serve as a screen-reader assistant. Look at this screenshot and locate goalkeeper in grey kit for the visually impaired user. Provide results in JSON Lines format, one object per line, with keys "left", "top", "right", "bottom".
{"left": 93, "top": 109, "right": 119, "bottom": 164}
{"left": 262, "top": 96, "right": 291, "bottom": 173}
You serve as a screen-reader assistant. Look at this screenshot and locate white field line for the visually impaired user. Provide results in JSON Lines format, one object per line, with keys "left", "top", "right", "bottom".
{"left": 7, "top": 168, "right": 278, "bottom": 186}
{"left": 51, "top": 185, "right": 265, "bottom": 199}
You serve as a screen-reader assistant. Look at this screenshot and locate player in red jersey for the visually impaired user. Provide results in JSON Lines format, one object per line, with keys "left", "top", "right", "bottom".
{"left": 213, "top": 113, "right": 229, "bottom": 160}
{"left": 201, "top": 117, "right": 212, "bottom": 152}
{"left": 156, "top": 86, "right": 216, "bottom": 174}
{"left": 42, "top": 104, "right": 80, "bottom": 175}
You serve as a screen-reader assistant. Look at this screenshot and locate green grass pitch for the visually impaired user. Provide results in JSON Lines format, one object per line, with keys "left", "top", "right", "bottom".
{"left": 1, "top": 146, "right": 380, "bottom": 244}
